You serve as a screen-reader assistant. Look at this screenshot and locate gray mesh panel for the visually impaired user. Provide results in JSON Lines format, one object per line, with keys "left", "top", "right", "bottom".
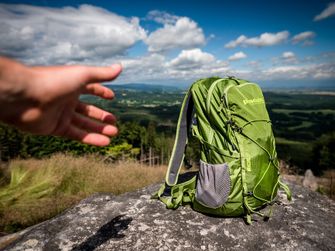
{"left": 195, "top": 160, "right": 230, "bottom": 208}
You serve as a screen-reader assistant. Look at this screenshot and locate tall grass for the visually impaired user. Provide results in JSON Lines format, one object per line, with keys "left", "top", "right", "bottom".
{"left": 0, "top": 154, "right": 166, "bottom": 234}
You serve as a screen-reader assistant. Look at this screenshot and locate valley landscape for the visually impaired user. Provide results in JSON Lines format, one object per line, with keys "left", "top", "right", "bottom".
{"left": 1, "top": 82, "right": 334, "bottom": 234}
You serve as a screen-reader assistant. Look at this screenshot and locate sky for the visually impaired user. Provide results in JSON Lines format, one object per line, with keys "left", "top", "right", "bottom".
{"left": 0, "top": 0, "right": 334, "bottom": 88}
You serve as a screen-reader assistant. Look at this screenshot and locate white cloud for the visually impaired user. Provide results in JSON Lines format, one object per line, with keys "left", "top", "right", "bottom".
{"left": 282, "top": 51, "right": 295, "bottom": 59}
{"left": 263, "top": 63, "right": 335, "bottom": 80}
{"left": 292, "top": 31, "right": 316, "bottom": 45}
{"left": 314, "top": 2, "right": 335, "bottom": 21}
{"left": 0, "top": 4, "right": 146, "bottom": 65}
{"left": 116, "top": 52, "right": 334, "bottom": 84}
{"left": 117, "top": 51, "right": 230, "bottom": 84}
{"left": 169, "top": 48, "right": 215, "bottom": 70}
{"left": 167, "top": 60, "right": 231, "bottom": 82}
{"left": 145, "top": 16, "right": 205, "bottom": 52}
{"left": 146, "top": 10, "right": 179, "bottom": 25}
{"left": 228, "top": 51, "right": 247, "bottom": 61}
{"left": 225, "top": 35, "right": 247, "bottom": 49}
{"left": 119, "top": 53, "right": 167, "bottom": 83}
{"left": 272, "top": 51, "right": 298, "bottom": 65}
{"left": 225, "top": 31, "right": 289, "bottom": 48}
{"left": 247, "top": 60, "right": 261, "bottom": 68}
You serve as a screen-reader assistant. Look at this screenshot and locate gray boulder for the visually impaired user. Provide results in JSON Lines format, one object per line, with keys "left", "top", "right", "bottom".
{"left": 0, "top": 181, "right": 334, "bottom": 251}
{"left": 303, "top": 169, "right": 319, "bottom": 191}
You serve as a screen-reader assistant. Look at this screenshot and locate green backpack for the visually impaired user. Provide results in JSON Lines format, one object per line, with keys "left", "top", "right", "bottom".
{"left": 154, "top": 77, "right": 291, "bottom": 223}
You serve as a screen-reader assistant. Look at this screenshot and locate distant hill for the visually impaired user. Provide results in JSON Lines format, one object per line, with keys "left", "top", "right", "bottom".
{"left": 107, "top": 81, "right": 335, "bottom": 93}
{"left": 105, "top": 83, "right": 183, "bottom": 92}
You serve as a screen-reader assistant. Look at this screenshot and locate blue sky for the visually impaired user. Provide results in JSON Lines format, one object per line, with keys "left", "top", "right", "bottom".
{"left": 0, "top": 0, "right": 334, "bottom": 88}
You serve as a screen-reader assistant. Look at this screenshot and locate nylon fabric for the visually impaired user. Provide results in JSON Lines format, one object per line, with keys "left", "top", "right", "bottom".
{"left": 154, "top": 77, "right": 292, "bottom": 222}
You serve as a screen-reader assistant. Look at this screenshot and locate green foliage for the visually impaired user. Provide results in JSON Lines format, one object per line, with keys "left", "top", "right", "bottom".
{"left": 146, "top": 121, "right": 157, "bottom": 148}
{"left": 115, "top": 121, "right": 147, "bottom": 147}
{"left": 0, "top": 120, "right": 176, "bottom": 165}
{"left": 0, "top": 123, "right": 23, "bottom": 161}
{"left": 312, "top": 133, "right": 335, "bottom": 175}
{"left": 105, "top": 142, "right": 140, "bottom": 161}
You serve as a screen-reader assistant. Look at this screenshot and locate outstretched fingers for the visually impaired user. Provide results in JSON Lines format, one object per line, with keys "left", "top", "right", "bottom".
{"left": 72, "top": 113, "right": 118, "bottom": 137}
{"left": 76, "top": 102, "right": 117, "bottom": 124}
{"left": 63, "top": 126, "right": 111, "bottom": 146}
{"left": 82, "top": 83, "right": 115, "bottom": 99}
{"left": 59, "top": 113, "right": 118, "bottom": 146}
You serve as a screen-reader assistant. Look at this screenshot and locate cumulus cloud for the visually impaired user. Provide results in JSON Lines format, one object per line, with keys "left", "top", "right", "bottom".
{"left": 263, "top": 63, "right": 335, "bottom": 80}
{"left": 146, "top": 10, "right": 179, "bottom": 25}
{"left": 0, "top": 4, "right": 146, "bottom": 65}
{"left": 145, "top": 14, "right": 205, "bottom": 52}
{"left": 225, "top": 31, "right": 289, "bottom": 48}
{"left": 282, "top": 51, "right": 295, "bottom": 59}
{"left": 292, "top": 31, "right": 316, "bottom": 45}
{"left": 118, "top": 52, "right": 334, "bottom": 84}
{"left": 117, "top": 50, "right": 231, "bottom": 84}
{"left": 228, "top": 51, "right": 247, "bottom": 61}
{"left": 168, "top": 48, "right": 215, "bottom": 70}
{"left": 272, "top": 51, "right": 298, "bottom": 65}
{"left": 247, "top": 60, "right": 261, "bottom": 68}
{"left": 167, "top": 60, "right": 230, "bottom": 82}
{"left": 314, "top": 2, "right": 335, "bottom": 21}
{"left": 119, "top": 53, "right": 168, "bottom": 83}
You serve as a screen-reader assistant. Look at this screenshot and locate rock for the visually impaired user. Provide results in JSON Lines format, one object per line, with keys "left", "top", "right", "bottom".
{"left": 303, "top": 169, "right": 319, "bottom": 191}
{"left": 1, "top": 180, "right": 334, "bottom": 251}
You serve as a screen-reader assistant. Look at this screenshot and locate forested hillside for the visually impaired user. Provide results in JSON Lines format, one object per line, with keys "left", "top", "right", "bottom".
{"left": 1, "top": 85, "right": 334, "bottom": 174}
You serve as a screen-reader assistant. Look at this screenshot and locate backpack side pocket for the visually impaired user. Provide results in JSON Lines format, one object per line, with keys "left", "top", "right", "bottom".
{"left": 195, "top": 160, "right": 230, "bottom": 208}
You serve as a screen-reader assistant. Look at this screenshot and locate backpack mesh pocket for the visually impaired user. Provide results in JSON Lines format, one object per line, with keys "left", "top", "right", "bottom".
{"left": 195, "top": 160, "right": 230, "bottom": 208}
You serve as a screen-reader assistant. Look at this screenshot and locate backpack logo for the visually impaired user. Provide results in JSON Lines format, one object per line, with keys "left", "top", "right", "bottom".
{"left": 243, "top": 97, "right": 264, "bottom": 105}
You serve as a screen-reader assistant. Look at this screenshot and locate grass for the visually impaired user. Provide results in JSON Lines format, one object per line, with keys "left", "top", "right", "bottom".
{"left": 288, "top": 121, "right": 314, "bottom": 130}
{"left": 0, "top": 154, "right": 166, "bottom": 234}
{"left": 275, "top": 137, "right": 310, "bottom": 146}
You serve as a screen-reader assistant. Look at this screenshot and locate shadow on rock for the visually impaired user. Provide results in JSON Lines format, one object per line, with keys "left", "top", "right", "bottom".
{"left": 71, "top": 214, "right": 132, "bottom": 251}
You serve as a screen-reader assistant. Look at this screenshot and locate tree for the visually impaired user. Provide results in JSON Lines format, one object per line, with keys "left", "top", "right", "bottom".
{"left": 312, "top": 133, "right": 335, "bottom": 175}
{"left": 0, "top": 124, "right": 23, "bottom": 161}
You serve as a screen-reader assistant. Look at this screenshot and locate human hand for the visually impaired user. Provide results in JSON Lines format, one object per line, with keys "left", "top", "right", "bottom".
{"left": 0, "top": 57, "right": 122, "bottom": 146}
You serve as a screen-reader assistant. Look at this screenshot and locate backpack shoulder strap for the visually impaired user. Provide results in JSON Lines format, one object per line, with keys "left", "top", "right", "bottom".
{"left": 165, "top": 87, "right": 194, "bottom": 186}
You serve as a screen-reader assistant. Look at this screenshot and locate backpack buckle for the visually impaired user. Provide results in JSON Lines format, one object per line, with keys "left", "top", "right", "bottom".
{"left": 228, "top": 120, "right": 243, "bottom": 133}
{"left": 192, "top": 117, "right": 198, "bottom": 125}
{"left": 227, "top": 119, "right": 234, "bottom": 125}
{"left": 235, "top": 127, "right": 243, "bottom": 133}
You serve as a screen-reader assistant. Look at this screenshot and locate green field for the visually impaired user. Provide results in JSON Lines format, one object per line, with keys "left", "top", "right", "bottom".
{"left": 272, "top": 109, "right": 335, "bottom": 115}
